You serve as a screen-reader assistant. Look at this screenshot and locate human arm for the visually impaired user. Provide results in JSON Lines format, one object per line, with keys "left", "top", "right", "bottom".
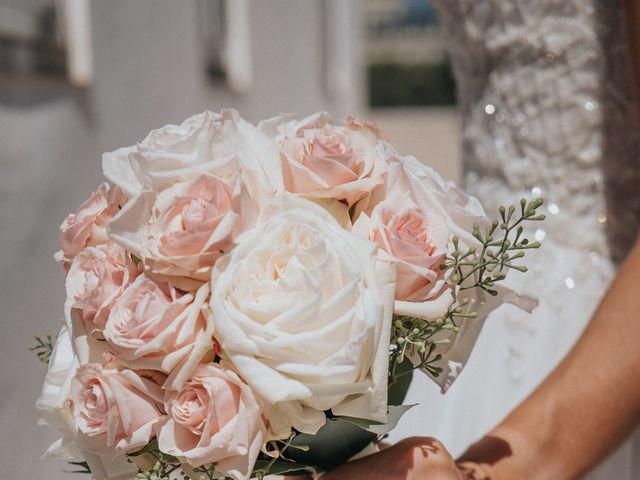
{"left": 456, "top": 237, "right": 640, "bottom": 479}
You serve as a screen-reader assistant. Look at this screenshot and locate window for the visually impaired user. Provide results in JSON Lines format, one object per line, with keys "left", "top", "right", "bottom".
{"left": 0, "top": 0, "right": 93, "bottom": 89}
{"left": 365, "top": 0, "right": 455, "bottom": 107}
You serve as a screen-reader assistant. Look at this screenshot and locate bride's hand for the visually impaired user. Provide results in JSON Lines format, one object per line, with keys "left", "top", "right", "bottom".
{"left": 315, "top": 437, "right": 489, "bottom": 480}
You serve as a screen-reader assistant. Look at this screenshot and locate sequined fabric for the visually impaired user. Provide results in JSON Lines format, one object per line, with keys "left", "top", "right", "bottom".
{"left": 432, "top": 0, "right": 640, "bottom": 261}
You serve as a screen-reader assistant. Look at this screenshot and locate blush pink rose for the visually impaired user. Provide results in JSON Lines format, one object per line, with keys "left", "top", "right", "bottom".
{"left": 66, "top": 244, "right": 139, "bottom": 328}
{"left": 103, "top": 275, "right": 214, "bottom": 390}
{"left": 70, "top": 363, "right": 164, "bottom": 454}
{"left": 154, "top": 176, "right": 233, "bottom": 261}
{"left": 156, "top": 364, "right": 266, "bottom": 479}
{"left": 353, "top": 153, "right": 488, "bottom": 321}
{"left": 261, "top": 112, "right": 387, "bottom": 206}
{"left": 368, "top": 200, "right": 449, "bottom": 302}
{"left": 354, "top": 197, "right": 454, "bottom": 322}
{"left": 108, "top": 174, "right": 238, "bottom": 288}
{"left": 58, "top": 183, "right": 127, "bottom": 262}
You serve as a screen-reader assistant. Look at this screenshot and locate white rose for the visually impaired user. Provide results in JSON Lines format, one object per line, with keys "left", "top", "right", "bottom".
{"left": 210, "top": 196, "right": 396, "bottom": 435}
{"left": 37, "top": 323, "right": 79, "bottom": 456}
{"left": 102, "top": 109, "right": 278, "bottom": 205}
{"left": 103, "top": 110, "right": 239, "bottom": 195}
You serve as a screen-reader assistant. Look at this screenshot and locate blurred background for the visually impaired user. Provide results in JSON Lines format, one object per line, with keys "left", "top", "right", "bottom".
{"left": 0, "top": 1, "right": 459, "bottom": 478}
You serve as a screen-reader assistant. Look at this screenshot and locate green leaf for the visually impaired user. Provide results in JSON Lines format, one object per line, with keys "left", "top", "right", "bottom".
{"left": 388, "top": 358, "right": 414, "bottom": 405}
{"left": 285, "top": 418, "right": 376, "bottom": 470}
{"left": 30, "top": 335, "right": 54, "bottom": 364}
{"left": 337, "top": 404, "right": 416, "bottom": 435}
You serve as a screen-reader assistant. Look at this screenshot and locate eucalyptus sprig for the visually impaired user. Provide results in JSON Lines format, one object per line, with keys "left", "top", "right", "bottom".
{"left": 389, "top": 198, "right": 545, "bottom": 381}
{"left": 253, "top": 431, "right": 314, "bottom": 479}
{"left": 30, "top": 335, "right": 54, "bottom": 364}
{"left": 444, "top": 197, "right": 545, "bottom": 296}
{"left": 389, "top": 298, "right": 476, "bottom": 379}
{"left": 129, "top": 439, "right": 183, "bottom": 480}
{"left": 191, "top": 464, "right": 219, "bottom": 480}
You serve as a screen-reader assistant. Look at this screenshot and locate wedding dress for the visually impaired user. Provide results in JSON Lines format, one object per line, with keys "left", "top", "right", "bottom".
{"left": 389, "top": 1, "right": 640, "bottom": 478}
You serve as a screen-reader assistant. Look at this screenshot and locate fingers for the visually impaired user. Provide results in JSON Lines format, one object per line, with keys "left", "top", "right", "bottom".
{"left": 284, "top": 437, "right": 461, "bottom": 480}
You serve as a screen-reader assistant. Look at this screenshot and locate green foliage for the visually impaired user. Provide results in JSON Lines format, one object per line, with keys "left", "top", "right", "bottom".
{"left": 368, "top": 60, "right": 456, "bottom": 107}
{"left": 126, "top": 432, "right": 316, "bottom": 480}
{"left": 285, "top": 418, "right": 373, "bottom": 471}
{"left": 129, "top": 439, "right": 183, "bottom": 479}
{"left": 252, "top": 459, "right": 316, "bottom": 478}
{"left": 190, "top": 464, "right": 219, "bottom": 480}
{"left": 444, "top": 197, "right": 545, "bottom": 296}
{"left": 390, "top": 198, "right": 545, "bottom": 380}
{"left": 30, "top": 335, "right": 54, "bottom": 364}
{"left": 339, "top": 404, "right": 416, "bottom": 435}
{"left": 390, "top": 310, "right": 461, "bottom": 378}
{"left": 253, "top": 431, "right": 317, "bottom": 479}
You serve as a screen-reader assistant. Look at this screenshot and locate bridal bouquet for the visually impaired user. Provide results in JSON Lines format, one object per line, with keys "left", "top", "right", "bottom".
{"left": 35, "top": 110, "right": 543, "bottom": 479}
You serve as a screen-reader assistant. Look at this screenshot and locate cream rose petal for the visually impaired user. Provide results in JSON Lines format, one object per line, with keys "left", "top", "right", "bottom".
{"left": 102, "top": 109, "right": 280, "bottom": 224}
{"left": 211, "top": 195, "right": 395, "bottom": 434}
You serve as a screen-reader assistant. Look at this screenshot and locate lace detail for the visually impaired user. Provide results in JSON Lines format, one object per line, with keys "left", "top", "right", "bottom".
{"left": 432, "top": 0, "right": 640, "bottom": 261}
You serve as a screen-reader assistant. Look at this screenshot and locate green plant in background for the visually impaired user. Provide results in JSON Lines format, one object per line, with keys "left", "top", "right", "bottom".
{"left": 368, "top": 59, "right": 456, "bottom": 107}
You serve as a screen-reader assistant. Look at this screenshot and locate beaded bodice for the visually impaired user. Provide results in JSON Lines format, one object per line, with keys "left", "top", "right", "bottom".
{"left": 432, "top": 0, "right": 640, "bottom": 262}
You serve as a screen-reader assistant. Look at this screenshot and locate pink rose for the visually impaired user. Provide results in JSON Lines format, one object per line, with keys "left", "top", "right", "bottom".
{"left": 367, "top": 198, "right": 449, "bottom": 302}
{"left": 103, "top": 275, "right": 214, "bottom": 390}
{"left": 156, "top": 364, "right": 266, "bottom": 479}
{"left": 70, "top": 363, "right": 164, "bottom": 454}
{"left": 353, "top": 153, "right": 488, "bottom": 321}
{"left": 378, "top": 152, "right": 487, "bottom": 249}
{"left": 66, "top": 244, "right": 139, "bottom": 328}
{"left": 260, "top": 112, "right": 387, "bottom": 206}
{"left": 153, "top": 176, "right": 234, "bottom": 263}
{"left": 108, "top": 174, "right": 239, "bottom": 288}
{"left": 58, "top": 183, "right": 126, "bottom": 262}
